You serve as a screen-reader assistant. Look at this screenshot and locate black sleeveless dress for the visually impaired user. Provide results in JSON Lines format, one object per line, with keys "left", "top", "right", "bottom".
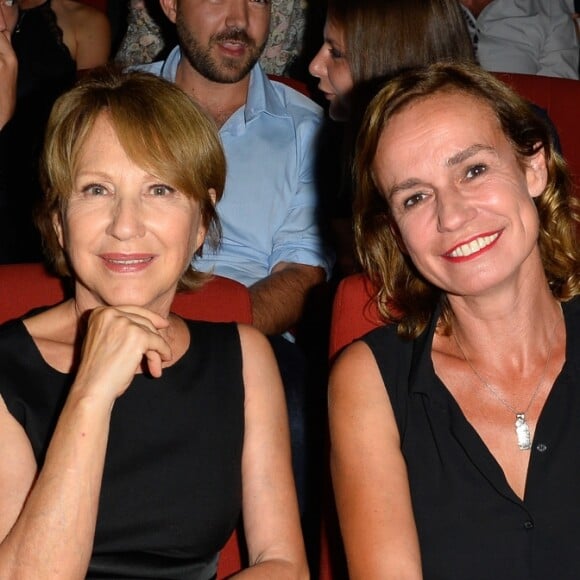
{"left": 0, "top": 317, "right": 244, "bottom": 579}
{"left": 0, "top": 0, "right": 76, "bottom": 263}
{"left": 362, "top": 297, "right": 580, "bottom": 579}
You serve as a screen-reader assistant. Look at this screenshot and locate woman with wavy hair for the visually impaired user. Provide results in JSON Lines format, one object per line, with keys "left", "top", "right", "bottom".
{"left": 329, "top": 61, "right": 580, "bottom": 579}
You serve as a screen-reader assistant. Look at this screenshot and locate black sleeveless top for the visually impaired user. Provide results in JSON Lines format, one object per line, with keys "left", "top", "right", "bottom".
{"left": 12, "top": 0, "right": 76, "bottom": 101}
{"left": 0, "top": 0, "right": 76, "bottom": 263}
{"left": 0, "top": 317, "right": 244, "bottom": 579}
{"left": 362, "top": 297, "right": 580, "bottom": 580}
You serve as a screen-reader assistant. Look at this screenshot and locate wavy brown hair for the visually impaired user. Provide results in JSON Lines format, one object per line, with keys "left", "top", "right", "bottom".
{"left": 353, "top": 62, "right": 580, "bottom": 339}
{"left": 37, "top": 66, "right": 226, "bottom": 291}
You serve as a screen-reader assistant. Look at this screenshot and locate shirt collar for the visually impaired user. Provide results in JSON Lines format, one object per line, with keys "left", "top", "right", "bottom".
{"left": 244, "top": 63, "right": 291, "bottom": 122}
{"left": 158, "top": 45, "right": 181, "bottom": 82}
{"left": 160, "top": 46, "right": 290, "bottom": 127}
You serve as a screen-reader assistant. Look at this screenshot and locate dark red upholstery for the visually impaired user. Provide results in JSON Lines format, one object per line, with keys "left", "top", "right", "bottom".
{"left": 495, "top": 73, "right": 580, "bottom": 190}
{"left": 0, "top": 262, "right": 250, "bottom": 578}
{"left": 320, "top": 72, "right": 580, "bottom": 580}
{"left": 328, "top": 273, "right": 381, "bottom": 361}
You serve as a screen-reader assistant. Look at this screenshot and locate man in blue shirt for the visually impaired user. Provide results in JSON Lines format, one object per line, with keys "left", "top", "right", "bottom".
{"left": 139, "top": 0, "right": 333, "bottom": 523}
{"left": 141, "top": 0, "right": 331, "bottom": 335}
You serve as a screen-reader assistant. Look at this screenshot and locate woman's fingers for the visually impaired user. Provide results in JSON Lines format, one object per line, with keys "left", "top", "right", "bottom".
{"left": 75, "top": 306, "right": 173, "bottom": 402}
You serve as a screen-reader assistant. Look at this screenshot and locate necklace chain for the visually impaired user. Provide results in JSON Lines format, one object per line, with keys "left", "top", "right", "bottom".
{"left": 452, "top": 306, "right": 562, "bottom": 450}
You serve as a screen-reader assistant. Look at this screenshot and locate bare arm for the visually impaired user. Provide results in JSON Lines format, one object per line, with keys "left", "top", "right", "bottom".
{"left": 249, "top": 262, "right": 325, "bottom": 335}
{"left": 0, "top": 306, "right": 171, "bottom": 578}
{"left": 0, "top": 387, "right": 112, "bottom": 578}
{"left": 0, "top": 13, "right": 16, "bottom": 130}
{"left": 329, "top": 341, "right": 422, "bottom": 579}
{"left": 233, "top": 324, "right": 308, "bottom": 579}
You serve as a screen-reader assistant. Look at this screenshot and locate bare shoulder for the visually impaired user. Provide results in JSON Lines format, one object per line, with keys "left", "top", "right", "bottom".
{"left": 329, "top": 339, "right": 403, "bottom": 475}
{"left": 236, "top": 322, "right": 270, "bottom": 347}
{"left": 329, "top": 339, "right": 389, "bottom": 411}
{"left": 236, "top": 324, "right": 279, "bottom": 386}
{"left": 236, "top": 323, "right": 278, "bottom": 368}
{"left": 55, "top": 0, "right": 111, "bottom": 65}
{"left": 57, "top": 0, "right": 109, "bottom": 25}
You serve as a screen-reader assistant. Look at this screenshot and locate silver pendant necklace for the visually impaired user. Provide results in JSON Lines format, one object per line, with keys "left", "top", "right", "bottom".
{"left": 453, "top": 308, "right": 562, "bottom": 451}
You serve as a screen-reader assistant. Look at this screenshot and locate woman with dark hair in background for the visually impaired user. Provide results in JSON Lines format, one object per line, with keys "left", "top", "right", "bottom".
{"left": 309, "top": 0, "right": 475, "bottom": 275}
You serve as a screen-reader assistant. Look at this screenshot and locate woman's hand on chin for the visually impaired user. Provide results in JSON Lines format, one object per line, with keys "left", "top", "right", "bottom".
{"left": 73, "top": 305, "right": 172, "bottom": 404}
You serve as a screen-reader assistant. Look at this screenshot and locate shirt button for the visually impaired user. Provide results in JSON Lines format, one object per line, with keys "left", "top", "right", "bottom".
{"left": 523, "top": 521, "right": 534, "bottom": 530}
{"left": 536, "top": 443, "right": 548, "bottom": 452}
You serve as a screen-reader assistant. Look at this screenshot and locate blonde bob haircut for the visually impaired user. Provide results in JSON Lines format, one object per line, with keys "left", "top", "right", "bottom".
{"left": 353, "top": 62, "right": 580, "bottom": 339}
{"left": 37, "top": 66, "right": 226, "bottom": 291}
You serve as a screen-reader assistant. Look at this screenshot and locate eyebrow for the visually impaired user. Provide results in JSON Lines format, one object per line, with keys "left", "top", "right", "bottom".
{"left": 385, "top": 144, "right": 497, "bottom": 199}
{"left": 324, "top": 34, "right": 344, "bottom": 49}
{"left": 387, "top": 178, "right": 424, "bottom": 199}
{"left": 445, "top": 144, "right": 496, "bottom": 167}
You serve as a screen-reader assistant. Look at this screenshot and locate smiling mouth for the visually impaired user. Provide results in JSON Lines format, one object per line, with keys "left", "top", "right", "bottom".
{"left": 446, "top": 232, "right": 500, "bottom": 258}
{"left": 103, "top": 256, "right": 154, "bottom": 265}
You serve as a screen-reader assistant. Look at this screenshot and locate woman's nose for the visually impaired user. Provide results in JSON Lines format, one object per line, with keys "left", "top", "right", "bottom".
{"left": 309, "top": 46, "right": 326, "bottom": 79}
{"left": 106, "top": 196, "right": 146, "bottom": 240}
{"left": 436, "top": 187, "right": 478, "bottom": 233}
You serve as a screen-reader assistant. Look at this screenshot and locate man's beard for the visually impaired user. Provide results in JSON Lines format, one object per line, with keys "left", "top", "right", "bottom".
{"left": 176, "top": 13, "right": 266, "bottom": 83}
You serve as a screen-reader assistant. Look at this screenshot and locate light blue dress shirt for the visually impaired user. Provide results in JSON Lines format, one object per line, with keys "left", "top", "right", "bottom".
{"left": 138, "top": 47, "right": 333, "bottom": 287}
{"left": 461, "top": 0, "right": 579, "bottom": 80}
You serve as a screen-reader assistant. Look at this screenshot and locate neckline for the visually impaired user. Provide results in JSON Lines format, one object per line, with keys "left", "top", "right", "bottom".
{"left": 15, "top": 0, "right": 50, "bottom": 34}
{"left": 18, "top": 316, "right": 194, "bottom": 378}
{"left": 407, "top": 297, "right": 575, "bottom": 398}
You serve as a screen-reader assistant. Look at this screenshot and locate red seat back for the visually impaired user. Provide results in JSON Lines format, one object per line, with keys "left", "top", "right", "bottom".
{"left": 319, "top": 273, "right": 382, "bottom": 580}
{"left": 494, "top": 72, "right": 580, "bottom": 192}
{"left": 328, "top": 273, "right": 382, "bottom": 360}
